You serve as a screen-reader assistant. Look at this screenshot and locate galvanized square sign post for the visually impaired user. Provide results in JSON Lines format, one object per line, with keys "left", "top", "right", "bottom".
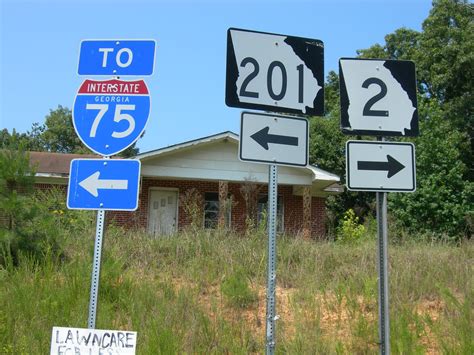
{"left": 227, "top": 28, "right": 323, "bottom": 354}
{"left": 340, "top": 58, "right": 419, "bottom": 354}
{"left": 52, "top": 39, "right": 155, "bottom": 355}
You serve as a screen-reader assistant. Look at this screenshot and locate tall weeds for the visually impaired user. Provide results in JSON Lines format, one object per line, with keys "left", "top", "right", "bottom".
{"left": 0, "top": 225, "right": 472, "bottom": 354}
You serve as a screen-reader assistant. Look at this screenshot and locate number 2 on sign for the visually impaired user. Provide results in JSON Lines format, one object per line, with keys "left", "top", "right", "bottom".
{"left": 86, "top": 104, "right": 136, "bottom": 138}
{"left": 361, "top": 77, "right": 389, "bottom": 117}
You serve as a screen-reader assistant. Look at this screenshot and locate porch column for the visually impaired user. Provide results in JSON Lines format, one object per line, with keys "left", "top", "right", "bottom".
{"left": 218, "top": 180, "right": 229, "bottom": 228}
{"left": 302, "top": 185, "right": 312, "bottom": 239}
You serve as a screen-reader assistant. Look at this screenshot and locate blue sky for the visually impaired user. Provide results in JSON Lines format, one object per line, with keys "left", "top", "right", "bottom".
{"left": 0, "top": 0, "right": 432, "bottom": 153}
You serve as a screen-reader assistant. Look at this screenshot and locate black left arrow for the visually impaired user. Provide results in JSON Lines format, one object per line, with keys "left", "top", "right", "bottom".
{"left": 357, "top": 155, "right": 405, "bottom": 178}
{"left": 251, "top": 127, "right": 299, "bottom": 150}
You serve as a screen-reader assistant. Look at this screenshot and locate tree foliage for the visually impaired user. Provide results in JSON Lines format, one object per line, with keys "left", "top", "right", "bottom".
{"left": 310, "top": 0, "right": 473, "bottom": 238}
{"left": 1, "top": 105, "right": 139, "bottom": 157}
{"left": 389, "top": 101, "right": 472, "bottom": 237}
{"left": 0, "top": 147, "right": 62, "bottom": 266}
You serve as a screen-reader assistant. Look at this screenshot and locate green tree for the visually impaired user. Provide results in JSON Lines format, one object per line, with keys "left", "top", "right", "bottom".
{"left": 2, "top": 105, "right": 140, "bottom": 157}
{"left": 0, "top": 147, "right": 62, "bottom": 266}
{"left": 357, "top": 0, "right": 473, "bottom": 171}
{"left": 418, "top": 0, "right": 473, "bottom": 128}
{"left": 357, "top": 27, "right": 421, "bottom": 61}
{"left": 311, "top": 0, "right": 473, "bottom": 238}
{"left": 0, "top": 128, "right": 43, "bottom": 151}
{"left": 389, "top": 100, "right": 473, "bottom": 237}
{"left": 309, "top": 72, "right": 376, "bottom": 232}
{"left": 40, "top": 105, "right": 86, "bottom": 153}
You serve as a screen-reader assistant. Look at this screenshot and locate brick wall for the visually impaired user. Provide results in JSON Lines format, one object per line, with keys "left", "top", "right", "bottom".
{"left": 34, "top": 183, "right": 67, "bottom": 192}
{"left": 108, "top": 178, "right": 327, "bottom": 237}
{"left": 27, "top": 179, "right": 327, "bottom": 237}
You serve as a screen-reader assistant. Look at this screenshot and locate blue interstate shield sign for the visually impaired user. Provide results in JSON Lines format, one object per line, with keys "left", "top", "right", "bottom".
{"left": 67, "top": 159, "right": 141, "bottom": 211}
{"left": 78, "top": 39, "right": 156, "bottom": 76}
{"left": 73, "top": 79, "right": 150, "bottom": 156}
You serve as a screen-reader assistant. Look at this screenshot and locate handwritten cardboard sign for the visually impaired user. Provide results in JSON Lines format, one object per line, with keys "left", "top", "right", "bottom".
{"left": 51, "top": 327, "right": 137, "bottom": 355}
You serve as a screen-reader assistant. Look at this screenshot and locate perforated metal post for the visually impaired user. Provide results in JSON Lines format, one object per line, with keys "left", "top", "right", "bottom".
{"left": 376, "top": 191, "right": 390, "bottom": 354}
{"left": 88, "top": 209, "right": 105, "bottom": 329}
{"left": 266, "top": 164, "right": 278, "bottom": 354}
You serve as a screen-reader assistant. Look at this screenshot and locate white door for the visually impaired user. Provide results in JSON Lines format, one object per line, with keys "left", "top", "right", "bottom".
{"left": 148, "top": 190, "right": 178, "bottom": 236}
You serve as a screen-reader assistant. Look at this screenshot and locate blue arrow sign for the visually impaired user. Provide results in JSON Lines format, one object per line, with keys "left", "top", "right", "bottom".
{"left": 73, "top": 79, "right": 150, "bottom": 156}
{"left": 67, "top": 159, "right": 141, "bottom": 210}
{"left": 78, "top": 40, "right": 156, "bottom": 76}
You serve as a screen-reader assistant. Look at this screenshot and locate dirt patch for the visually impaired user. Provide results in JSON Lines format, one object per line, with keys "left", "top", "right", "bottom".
{"left": 167, "top": 277, "right": 447, "bottom": 353}
{"left": 415, "top": 299, "right": 446, "bottom": 354}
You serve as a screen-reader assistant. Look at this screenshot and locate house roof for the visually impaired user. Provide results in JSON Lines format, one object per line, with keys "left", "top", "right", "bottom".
{"left": 136, "top": 131, "right": 340, "bottom": 184}
{"left": 136, "top": 131, "right": 239, "bottom": 161}
{"left": 136, "top": 131, "right": 342, "bottom": 195}
{"left": 29, "top": 151, "right": 99, "bottom": 175}
{"left": 29, "top": 131, "right": 343, "bottom": 195}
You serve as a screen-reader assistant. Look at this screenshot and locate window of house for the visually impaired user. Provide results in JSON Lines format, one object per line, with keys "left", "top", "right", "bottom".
{"left": 257, "top": 194, "right": 284, "bottom": 233}
{"left": 204, "top": 192, "right": 231, "bottom": 229}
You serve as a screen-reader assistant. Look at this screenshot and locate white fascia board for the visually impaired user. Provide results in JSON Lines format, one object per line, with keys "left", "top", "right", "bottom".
{"left": 136, "top": 132, "right": 239, "bottom": 161}
{"left": 307, "top": 165, "right": 340, "bottom": 182}
{"left": 141, "top": 165, "right": 313, "bottom": 185}
{"left": 35, "top": 173, "right": 69, "bottom": 185}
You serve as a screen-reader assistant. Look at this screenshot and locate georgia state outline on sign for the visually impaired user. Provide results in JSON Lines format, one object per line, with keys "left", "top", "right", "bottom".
{"left": 340, "top": 59, "right": 416, "bottom": 135}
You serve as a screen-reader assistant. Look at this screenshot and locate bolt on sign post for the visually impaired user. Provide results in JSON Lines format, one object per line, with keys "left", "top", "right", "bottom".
{"left": 227, "top": 28, "right": 323, "bottom": 354}
{"left": 340, "top": 58, "right": 418, "bottom": 355}
{"left": 52, "top": 39, "right": 155, "bottom": 355}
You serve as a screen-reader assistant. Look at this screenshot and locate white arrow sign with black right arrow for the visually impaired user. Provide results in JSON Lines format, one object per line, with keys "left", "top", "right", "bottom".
{"left": 346, "top": 140, "right": 416, "bottom": 192}
{"left": 240, "top": 111, "right": 308, "bottom": 167}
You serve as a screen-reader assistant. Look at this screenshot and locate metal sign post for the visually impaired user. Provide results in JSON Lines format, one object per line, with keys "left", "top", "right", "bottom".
{"left": 73, "top": 39, "right": 154, "bottom": 331}
{"left": 88, "top": 209, "right": 105, "bottom": 329}
{"left": 226, "top": 28, "right": 318, "bottom": 354}
{"left": 339, "top": 58, "right": 419, "bottom": 355}
{"left": 266, "top": 164, "right": 278, "bottom": 354}
{"left": 376, "top": 191, "right": 390, "bottom": 354}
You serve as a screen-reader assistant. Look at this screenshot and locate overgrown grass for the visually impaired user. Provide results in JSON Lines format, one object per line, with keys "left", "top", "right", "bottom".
{"left": 0, "top": 223, "right": 472, "bottom": 354}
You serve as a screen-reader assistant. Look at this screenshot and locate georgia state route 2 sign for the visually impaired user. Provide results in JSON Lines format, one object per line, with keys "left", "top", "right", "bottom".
{"left": 339, "top": 58, "right": 418, "bottom": 137}
{"left": 73, "top": 79, "right": 151, "bottom": 156}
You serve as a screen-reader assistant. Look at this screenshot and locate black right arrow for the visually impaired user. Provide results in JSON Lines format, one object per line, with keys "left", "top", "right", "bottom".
{"left": 251, "top": 126, "right": 299, "bottom": 150}
{"left": 357, "top": 155, "right": 405, "bottom": 178}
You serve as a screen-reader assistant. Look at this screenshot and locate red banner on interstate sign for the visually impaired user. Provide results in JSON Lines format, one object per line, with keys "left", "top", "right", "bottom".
{"left": 78, "top": 79, "right": 149, "bottom": 95}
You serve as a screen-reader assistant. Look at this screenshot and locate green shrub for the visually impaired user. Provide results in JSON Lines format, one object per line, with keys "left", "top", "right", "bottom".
{"left": 33, "top": 187, "right": 94, "bottom": 233}
{"left": 221, "top": 269, "right": 257, "bottom": 309}
{"left": 0, "top": 148, "right": 64, "bottom": 266}
{"left": 336, "top": 209, "right": 366, "bottom": 244}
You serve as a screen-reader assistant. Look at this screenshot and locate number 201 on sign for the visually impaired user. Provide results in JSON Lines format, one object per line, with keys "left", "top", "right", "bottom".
{"left": 226, "top": 28, "right": 324, "bottom": 116}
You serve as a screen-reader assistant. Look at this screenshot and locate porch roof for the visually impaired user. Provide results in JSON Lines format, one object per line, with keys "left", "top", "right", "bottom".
{"left": 136, "top": 131, "right": 342, "bottom": 196}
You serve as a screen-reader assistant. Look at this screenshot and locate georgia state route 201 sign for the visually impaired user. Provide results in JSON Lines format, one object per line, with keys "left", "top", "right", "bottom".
{"left": 73, "top": 79, "right": 151, "bottom": 156}
{"left": 226, "top": 28, "right": 324, "bottom": 116}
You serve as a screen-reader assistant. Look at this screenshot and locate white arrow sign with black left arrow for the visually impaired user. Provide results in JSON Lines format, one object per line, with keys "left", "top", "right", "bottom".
{"left": 239, "top": 111, "right": 308, "bottom": 167}
{"left": 251, "top": 127, "right": 299, "bottom": 150}
{"left": 346, "top": 140, "right": 416, "bottom": 192}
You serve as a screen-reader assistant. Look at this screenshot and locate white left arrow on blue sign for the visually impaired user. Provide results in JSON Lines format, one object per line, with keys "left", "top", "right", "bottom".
{"left": 67, "top": 159, "right": 141, "bottom": 211}
{"left": 79, "top": 171, "right": 128, "bottom": 197}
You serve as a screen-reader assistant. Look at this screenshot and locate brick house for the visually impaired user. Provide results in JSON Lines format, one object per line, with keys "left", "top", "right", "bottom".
{"left": 30, "top": 132, "right": 342, "bottom": 238}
